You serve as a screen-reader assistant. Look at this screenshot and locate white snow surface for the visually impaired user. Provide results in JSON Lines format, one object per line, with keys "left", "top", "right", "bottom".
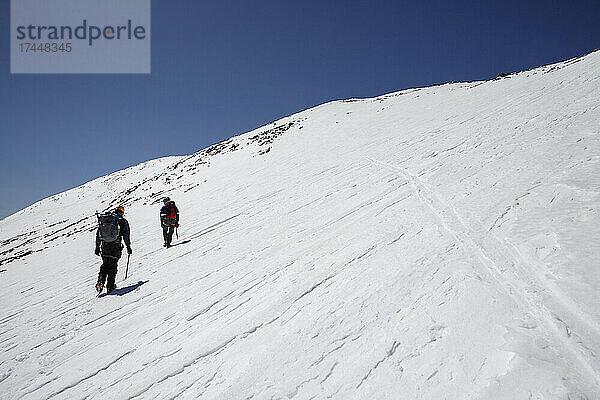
{"left": 1, "top": 51, "right": 600, "bottom": 399}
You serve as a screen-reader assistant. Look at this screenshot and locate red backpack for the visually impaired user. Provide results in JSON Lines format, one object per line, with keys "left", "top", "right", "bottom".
{"left": 165, "top": 202, "right": 177, "bottom": 225}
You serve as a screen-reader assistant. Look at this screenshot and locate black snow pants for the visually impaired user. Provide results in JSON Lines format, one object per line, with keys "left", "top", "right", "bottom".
{"left": 98, "top": 241, "right": 122, "bottom": 290}
{"left": 98, "top": 256, "right": 118, "bottom": 290}
{"left": 163, "top": 225, "right": 175, "bottom": 246}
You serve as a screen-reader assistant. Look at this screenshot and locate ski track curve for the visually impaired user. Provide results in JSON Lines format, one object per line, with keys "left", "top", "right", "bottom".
{"left": 366, "top": 156, "right": 600, "bottom": 391}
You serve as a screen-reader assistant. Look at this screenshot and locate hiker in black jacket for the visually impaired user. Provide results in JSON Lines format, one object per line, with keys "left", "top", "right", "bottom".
{"left": 95, "top": 206, "right": 131, "bottom": 293}
{"left": 160, "top": 197, "right": 179, "bottom": 248}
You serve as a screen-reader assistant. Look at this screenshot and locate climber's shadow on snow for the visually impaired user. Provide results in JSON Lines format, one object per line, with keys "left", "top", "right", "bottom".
{"left": 171, "top": 240, "right": 191, "bottom": 247}
{"left": 109, "top": 280, "right": 148, "bottom": 296}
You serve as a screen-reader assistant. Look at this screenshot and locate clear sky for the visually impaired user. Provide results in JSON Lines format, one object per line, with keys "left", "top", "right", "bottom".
{"left": 1, "top": 0, "right": 599, "bottom": 219}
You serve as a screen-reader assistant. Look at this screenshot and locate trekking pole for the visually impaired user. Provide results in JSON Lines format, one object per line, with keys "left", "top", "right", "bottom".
{"left": 125, "top": 253, "right": 131, "bottom": 280}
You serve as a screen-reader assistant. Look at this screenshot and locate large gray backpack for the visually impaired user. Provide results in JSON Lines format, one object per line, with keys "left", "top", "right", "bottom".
{"left": 97, "top": 212, "right": 120, "bottom": 243}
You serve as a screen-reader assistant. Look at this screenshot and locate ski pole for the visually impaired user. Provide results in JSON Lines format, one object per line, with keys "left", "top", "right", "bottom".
{"left": 125, "top": 253, "right": 130, "bottom": 280}
{"left": 176, "top": 226, "right": 179, "bottom": 239}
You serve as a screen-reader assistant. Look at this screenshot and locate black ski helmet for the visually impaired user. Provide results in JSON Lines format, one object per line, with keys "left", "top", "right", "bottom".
{"left": 163, "top": 197, "right": 170, "bottom": 204}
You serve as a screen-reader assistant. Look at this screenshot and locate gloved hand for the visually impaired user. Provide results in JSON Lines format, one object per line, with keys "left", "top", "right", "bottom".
{"left": 127, "top": 246, "right": 132, "bottom": 255}
{"left": 95, "top": 247, "right": 100, "bottom": 256}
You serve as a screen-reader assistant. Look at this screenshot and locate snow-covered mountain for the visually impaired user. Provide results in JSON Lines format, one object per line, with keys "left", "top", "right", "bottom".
{"left": 1, "top": 51, "right": 599, "bottom": 399}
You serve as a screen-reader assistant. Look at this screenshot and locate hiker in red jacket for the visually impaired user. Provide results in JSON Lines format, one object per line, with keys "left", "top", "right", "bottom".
{"left": 160, "top": 197, "right": 179, "bottom": 248}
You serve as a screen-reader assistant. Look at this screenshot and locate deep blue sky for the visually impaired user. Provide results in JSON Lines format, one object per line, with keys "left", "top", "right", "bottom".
{"left": 1, "top": 1, "right": 599, "bottom": 219}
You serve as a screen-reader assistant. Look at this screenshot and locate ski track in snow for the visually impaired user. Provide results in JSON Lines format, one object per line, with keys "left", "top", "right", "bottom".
{"left": 1, "top": 51, "right": 600, "bottom": 399}
{"left": 367, "top": 156, "right": 600, "bottom": 386}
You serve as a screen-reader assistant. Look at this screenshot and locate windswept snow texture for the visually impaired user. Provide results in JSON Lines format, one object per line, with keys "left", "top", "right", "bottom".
{"left": 2, "top": 52, "right": 600, "bottom": 399}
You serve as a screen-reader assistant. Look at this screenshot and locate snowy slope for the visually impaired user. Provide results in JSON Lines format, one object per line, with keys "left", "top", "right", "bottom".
{"left": 1, "top": 51, "right": 599, "bottom": 399}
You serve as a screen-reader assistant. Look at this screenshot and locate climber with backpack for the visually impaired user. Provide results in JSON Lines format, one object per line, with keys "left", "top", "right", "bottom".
{"left": 94, "top": 205, "right": 132, "bottom": 294}
{"left": 160, "top": 197, "right": 179, "bottom": 248}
